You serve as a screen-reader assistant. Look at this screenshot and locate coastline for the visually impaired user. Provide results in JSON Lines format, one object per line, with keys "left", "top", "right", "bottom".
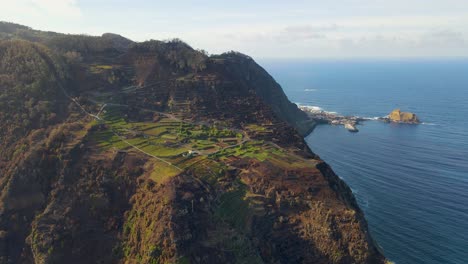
{"left": 304, "top": 119, "right": 390, "bottom": 262}
{"left": 261, "top": 58, "right": 468, "bottom": 264}
{"left": 298, "top": 105, "right": 365, "bottom": 133}
{"left": 298, "top": 105, "right": 420, "bottom": 135}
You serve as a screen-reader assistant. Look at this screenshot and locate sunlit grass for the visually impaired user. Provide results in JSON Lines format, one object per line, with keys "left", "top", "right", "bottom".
{"left": 149, "top": 160, "right": 181, "bottom": 183}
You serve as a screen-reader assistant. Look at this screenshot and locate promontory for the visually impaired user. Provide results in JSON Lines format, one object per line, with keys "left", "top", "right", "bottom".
{"left": 0, "top": 22, "right": 386, "bottom": 264}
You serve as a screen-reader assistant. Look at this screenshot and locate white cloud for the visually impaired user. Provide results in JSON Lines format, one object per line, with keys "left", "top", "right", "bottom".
{"left": 30, "top": 0, "right": 82, "bottom": 18}
{"left": 174, "top": 12, "right": 468, "bottom": 58}
{"left": 420, "top": 30, "right": 466, "bottom": 47}
{"left": 0, "top": 1, "right": 467, "bottom": 58}
{"left": 0, "top": 0, "right": 82, "bottom": 22}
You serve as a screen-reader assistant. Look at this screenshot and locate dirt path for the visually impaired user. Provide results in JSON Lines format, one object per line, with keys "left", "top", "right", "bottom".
{"left": 58, "top": 88, "right": 183, "bottom": 171}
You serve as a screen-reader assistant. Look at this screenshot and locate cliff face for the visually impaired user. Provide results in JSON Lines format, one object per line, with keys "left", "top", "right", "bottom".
{"left": 388, "top": 109, "right": 420, "bottom": 124}
{"left": 208, "top": 52, "right": 316, "bottom": 135}
{"left": 0, "top": 22, "right": 385, "bottom": 264}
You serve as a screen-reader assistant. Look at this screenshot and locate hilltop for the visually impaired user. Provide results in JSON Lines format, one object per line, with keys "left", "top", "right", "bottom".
{"left": 0, "top": 22, "right": 385, "bottom": 263}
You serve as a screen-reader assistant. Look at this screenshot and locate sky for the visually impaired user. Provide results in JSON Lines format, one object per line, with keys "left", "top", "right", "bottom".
{"left": 1, "top": 0, "right": 468, "bottom": 58}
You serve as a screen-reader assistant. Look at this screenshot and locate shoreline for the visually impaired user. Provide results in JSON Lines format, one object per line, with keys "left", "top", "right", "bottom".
{"left": 299, "top": 105, "right": 419, "bottom": 134}
{"left": 299, "top": 105, "right": 366, "bottom": 132}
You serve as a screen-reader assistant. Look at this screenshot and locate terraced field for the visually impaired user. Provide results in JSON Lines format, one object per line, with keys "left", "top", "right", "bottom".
{"left": 84, "top": 101, "right": 316, "bottom": 186}
{"left": 86, "top": 105, "right": 243, "bottom": 182}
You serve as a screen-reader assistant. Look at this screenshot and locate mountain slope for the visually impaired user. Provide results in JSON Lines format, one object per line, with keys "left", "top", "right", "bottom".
{"left": 0, "top": 23, "right": 385, "bottom": 264}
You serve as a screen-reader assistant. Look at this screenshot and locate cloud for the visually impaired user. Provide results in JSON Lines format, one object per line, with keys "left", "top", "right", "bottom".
{"left": 420, "top": 30, "right": 466, "bottom": 47}
{"left": 275, "top": 25, "right": 336, "bottom": 42}
{"left": 329, "top": 29, "right": 468, "bottom": 57}
{"left": 197, "top": 25, "right": 468, "bottom": 58}
{"left": 1, "top": 1, "right": 467, "bottom": 58}
{"left": 0, "top": 0, "right": 82, "bottom": 20}
{"left": 31, "top": 0, "right": 82, "bottom": 18}
{"left": 207, "top": 24, "right": 335, "bottom": 45}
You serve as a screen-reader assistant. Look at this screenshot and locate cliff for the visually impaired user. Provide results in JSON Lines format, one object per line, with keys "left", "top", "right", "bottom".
{"left": 0, "top": 22, "right": 385, "bottom": 264}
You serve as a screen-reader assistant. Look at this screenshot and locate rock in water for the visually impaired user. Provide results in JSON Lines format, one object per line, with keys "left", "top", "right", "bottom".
{"left": 388, "top": 109, "right": 420, "bottom": 124}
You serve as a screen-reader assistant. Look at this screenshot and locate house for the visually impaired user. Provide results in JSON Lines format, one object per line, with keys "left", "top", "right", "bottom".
{"left": 185, "top": 150, "right": 201, "bottom": 157}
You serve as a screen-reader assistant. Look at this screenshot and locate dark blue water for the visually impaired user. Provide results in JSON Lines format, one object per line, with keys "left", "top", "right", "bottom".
{"left": 259, "top": 59, "right": 468, "bottom": 264}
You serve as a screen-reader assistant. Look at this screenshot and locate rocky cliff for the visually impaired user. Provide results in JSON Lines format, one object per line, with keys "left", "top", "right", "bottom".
{"left": 0, "top": 22, "right": 385, "bottom": 264}
{"left": 388, "top": 109, "right": 420, "bottom": 124}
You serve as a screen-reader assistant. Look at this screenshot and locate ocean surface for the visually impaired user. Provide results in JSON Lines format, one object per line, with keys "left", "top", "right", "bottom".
{"left": 259, "top": 58, "right": 468, "bottom": 264}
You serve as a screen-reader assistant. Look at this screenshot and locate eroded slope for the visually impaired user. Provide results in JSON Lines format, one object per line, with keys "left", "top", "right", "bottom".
{"left": 0, "top": 24, "right": 385, "bottom": 264}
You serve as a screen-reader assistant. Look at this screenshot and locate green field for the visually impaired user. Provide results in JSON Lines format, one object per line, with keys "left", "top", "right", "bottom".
{"left": 87, "top": 105, "right": 247, "bottom": 183}
{"left": 86, "top": 105, "right": 313, "bottom": 185}
{"left": 149, "top": 160, "right": 182, "bottom": 183}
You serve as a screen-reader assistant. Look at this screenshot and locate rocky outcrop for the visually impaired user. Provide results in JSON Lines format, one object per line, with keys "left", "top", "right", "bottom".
{"left": 388, "top": 109, "right": 420, "bottom": 124}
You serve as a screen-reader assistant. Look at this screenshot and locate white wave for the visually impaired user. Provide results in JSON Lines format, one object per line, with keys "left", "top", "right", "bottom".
{"left": 304, "top": 88, "right": 318, "bottom": 92}
{"left": 295, "top": 103, "right": 346, "bottom": 117}
{"left": 295, "top": 103, "right": 323, "bottom": 112}
{"left": 422, "top": 122, "right": 437, "bottom": 126}
{"left": 360, "top": 116, "right": 381, "bottom": 121}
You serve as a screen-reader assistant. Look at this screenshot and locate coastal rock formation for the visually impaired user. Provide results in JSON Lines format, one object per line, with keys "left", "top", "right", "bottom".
{"left": 388, "top": 109, "right": 420, "bottom": 124}
{"left": 0, "top": 22, "right": 386, "bottom": 264}
{"left": 299, "top": 106, "right": 362, "bottom": 132}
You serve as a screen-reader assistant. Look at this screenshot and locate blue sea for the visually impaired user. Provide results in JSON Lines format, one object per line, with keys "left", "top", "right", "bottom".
{"left": 259, "top": 58, "right": 468, "bottom": 264}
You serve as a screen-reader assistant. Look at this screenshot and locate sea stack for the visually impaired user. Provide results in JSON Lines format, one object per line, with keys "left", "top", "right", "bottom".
{"left": 388, "top": 109, "right": 420, "bottom": 124}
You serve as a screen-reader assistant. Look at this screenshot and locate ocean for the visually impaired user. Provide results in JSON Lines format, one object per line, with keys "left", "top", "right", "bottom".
{"left": 259, "top": 58, "right": 468, "bottom": 264}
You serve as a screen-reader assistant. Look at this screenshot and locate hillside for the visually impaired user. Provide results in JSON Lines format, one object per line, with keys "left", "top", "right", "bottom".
{"left": 0, "top": 22, "right": 385, "bottom": 264}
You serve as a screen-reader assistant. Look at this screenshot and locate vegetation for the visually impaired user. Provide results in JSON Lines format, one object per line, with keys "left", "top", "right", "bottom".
{"left": 0, "top": 22, "right": 386, "bottom": 264}
{"left": 89, "top": 64, "right": 114, "bottom": 73}
{"left": 85, "top": 104, "right": 248, "bottom": 186}
{"left": 0, "top": 40, "right": 69, "bottom": 157}
{"left": 150, "top": 161, "right": 180, "bottom": 183}
{"left": 215, "top": 186, "right": 250, "bottom": 229}
{"left": 135, "top": 39, "right": 208, "bottom": 72}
